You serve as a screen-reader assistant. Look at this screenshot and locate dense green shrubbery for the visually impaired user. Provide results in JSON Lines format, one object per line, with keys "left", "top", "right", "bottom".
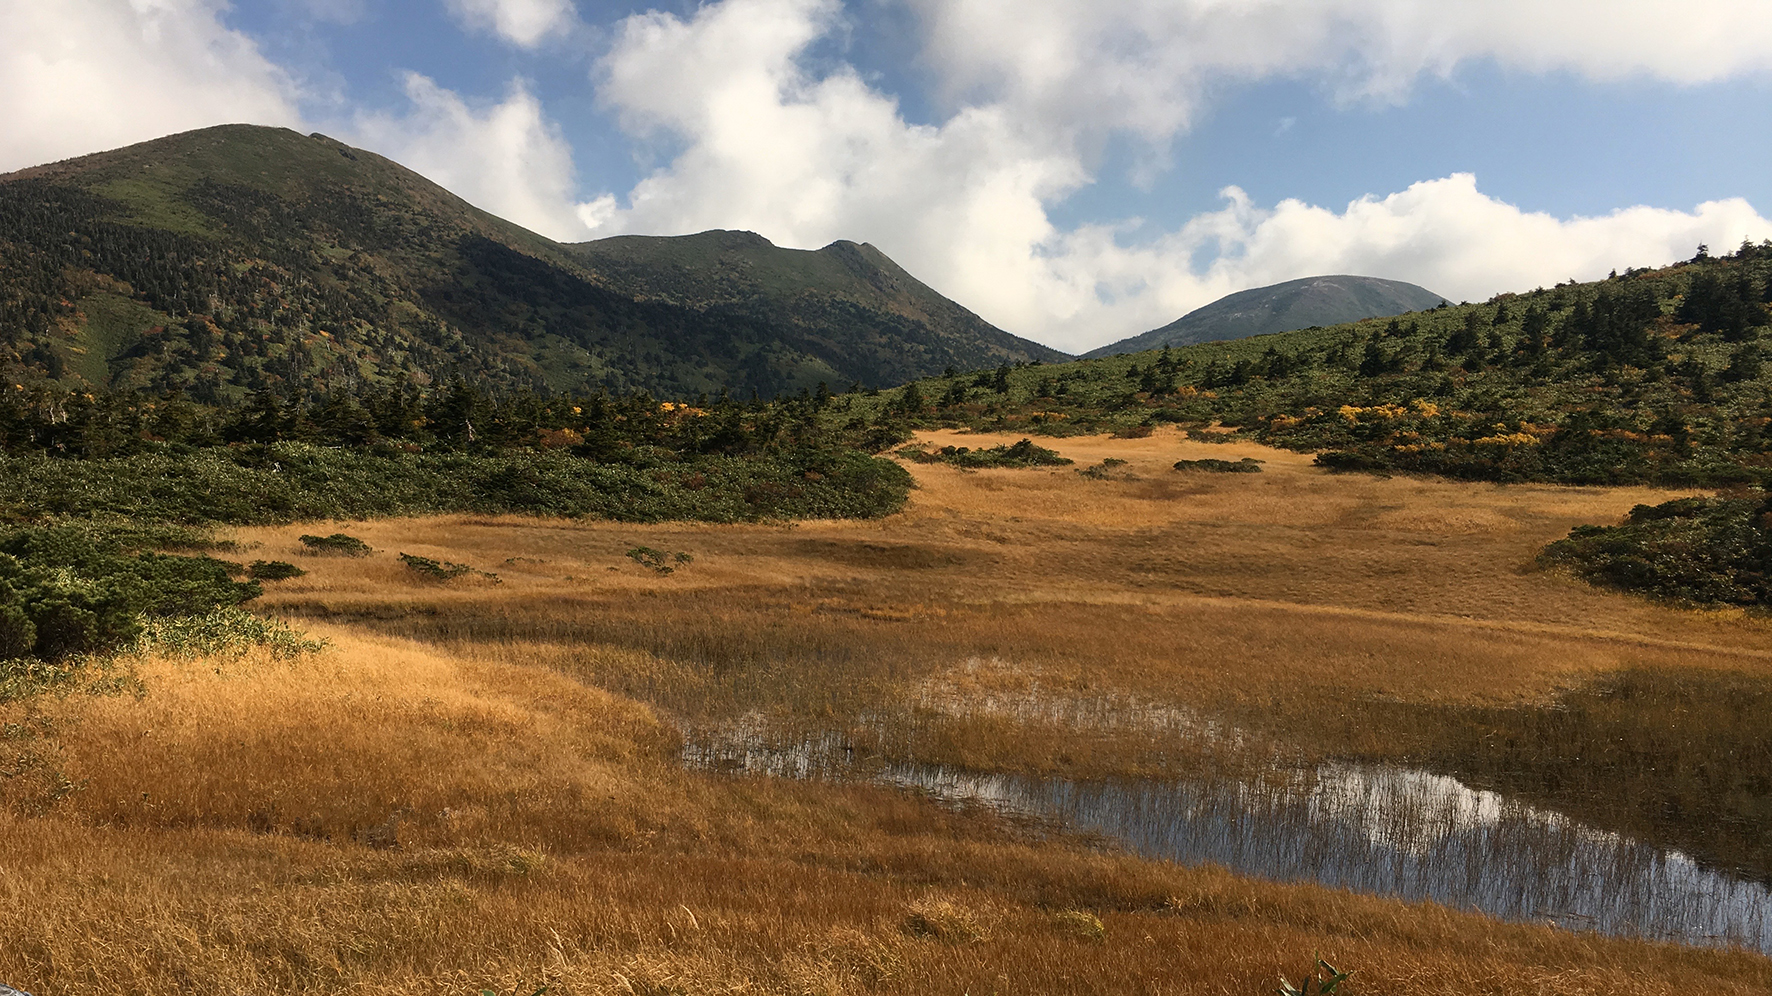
{"left": 897, "top": 438, "right": 1072, "bottom": 469}
{"left": 0, "top": 524, "right": 260, "bottom": 661}
{"left": 0, "top": 443, "right": 911, "bottom": 525}
{"left": 0, "top": 386, "right": 912, "bottom": 674}
{"left": 1539, "top": 494, "right": 1772, "bottom": 605}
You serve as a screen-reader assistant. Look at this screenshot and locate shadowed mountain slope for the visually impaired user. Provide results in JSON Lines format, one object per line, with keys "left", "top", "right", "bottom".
{"left": 1085, "top": 275, "right": 1447, "bottom": 358}
{"left": 569, "top": 229, "right": 1067, "bottom": 384}
{"left": 0, "top": 124, "right": 1061, "bottom": 399}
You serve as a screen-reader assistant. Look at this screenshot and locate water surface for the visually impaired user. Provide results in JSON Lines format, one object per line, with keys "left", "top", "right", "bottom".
{"left": 685, "top": 727, "right": 1772, "bottom": 954}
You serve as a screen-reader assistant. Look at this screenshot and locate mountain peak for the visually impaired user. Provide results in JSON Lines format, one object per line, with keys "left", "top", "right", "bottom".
{"left": 1085, "top": 274, "right": 1446, "bottom": 358}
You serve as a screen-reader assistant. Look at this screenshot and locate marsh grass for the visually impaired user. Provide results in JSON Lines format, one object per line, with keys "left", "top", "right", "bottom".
{"left": 4, "top": 641, "right": 1763, "bottom": 996}
{"left": 1, "top": 623, "right": 1767, "bottom": 995}
{"left": 1303, "top": 667, "right": 1772, "bottom": 881}
{"left": 8, "top": 433, "right": 1772, "bottom": 993}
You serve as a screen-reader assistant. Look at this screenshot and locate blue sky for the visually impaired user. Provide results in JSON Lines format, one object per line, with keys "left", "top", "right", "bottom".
{"left": 4, "top": 0, "right": 1772, "bottom": 351}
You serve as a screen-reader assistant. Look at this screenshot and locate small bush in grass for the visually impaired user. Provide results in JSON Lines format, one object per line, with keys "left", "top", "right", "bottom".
{"left": 1174, "top": 457, "right": 1263, "bottom": 473}
{"left": 248, "top": 560, "right": 305, "bottom": 581}
{"left": 299, "top": 533, "right": 373, "bottom": 557}
{"left": 626, "top": 546, "right": 692, "bottom": 575}
{"left": 399, "top": 553, "right": 474, "bottom": 581}
{"left": 897, "top": 438, "right": 1072, "bottom": 469}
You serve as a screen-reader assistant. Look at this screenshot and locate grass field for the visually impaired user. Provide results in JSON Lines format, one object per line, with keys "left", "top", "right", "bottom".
{"left": 4, "top": 428, "right": 1771, "bottom": 994}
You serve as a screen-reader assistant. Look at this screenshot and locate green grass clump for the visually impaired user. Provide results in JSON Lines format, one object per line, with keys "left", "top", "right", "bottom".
{"left": 1278, "top": 957, "right": 1351, "bottom": 995}
{"left": 1049, "top": 909, "right": 1105, "bottom": 942}
{"left": 133, "top": 607, "right": 326, "bottom": 660}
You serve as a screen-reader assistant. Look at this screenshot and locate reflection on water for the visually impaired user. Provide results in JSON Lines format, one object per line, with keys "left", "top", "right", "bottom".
{"left": 684, "top": 727, "right": 1772, "bottom": 955}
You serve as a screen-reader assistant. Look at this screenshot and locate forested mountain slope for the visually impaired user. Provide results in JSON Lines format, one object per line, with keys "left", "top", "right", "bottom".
{"left": 569, "top": 230, "right": 1067, "bottom": 380}
{"left": 0, "top": 125, "right": 1059, "bottom": 399}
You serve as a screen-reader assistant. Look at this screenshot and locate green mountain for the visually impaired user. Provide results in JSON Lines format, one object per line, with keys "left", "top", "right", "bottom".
{"left": 0, "top": 124, "right": 1061, "bottom": 400}
{"left": 567, "top": 229, "right": 1063, "bottom": 382}
{"left": 1083, "top": 274, "right": 1447, "bottom": 358}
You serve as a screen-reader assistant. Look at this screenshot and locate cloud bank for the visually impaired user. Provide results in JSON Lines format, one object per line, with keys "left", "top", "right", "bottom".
{"left": 913, "top": 0, "right": 1772, "bottom": 150}
{"left": 349, "top": 73, "right": 596, "bottom": 241}
{"left": 577, "top": 0, "right": 1772, "bottom": 351}
{"left": 0, "top": 0, "right": 302, "bottom": 173}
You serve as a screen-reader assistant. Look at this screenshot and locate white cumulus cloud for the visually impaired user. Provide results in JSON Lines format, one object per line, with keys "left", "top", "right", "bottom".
{"left": 581, "top": 0, "right": 1772, "bottom": 352}
{"left": 446, "top": 0, "right": 578, "bottom": 47}
{"left": 0, "top": 0, "right": 303, "bottom": 173}
{"left": 592, "top": 0, "right": 1092, "bottom": 325}
{"left": 1038, "top": 179, "right": 1772, "bottom": 351}
{"left": 348, "top": 73, "right": 603, "bottom": 241}
{"left": 912, "top": 0, "right": 1772, "bottom": 151}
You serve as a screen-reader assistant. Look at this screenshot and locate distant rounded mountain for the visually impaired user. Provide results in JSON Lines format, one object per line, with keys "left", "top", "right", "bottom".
{"left": 1083, "top": 275, "right": 1447, "bottom": 358}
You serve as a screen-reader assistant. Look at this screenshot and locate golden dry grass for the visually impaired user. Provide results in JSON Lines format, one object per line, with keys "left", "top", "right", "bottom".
{"left": 4, "top": 428, "right": 1771, "bottom": 993}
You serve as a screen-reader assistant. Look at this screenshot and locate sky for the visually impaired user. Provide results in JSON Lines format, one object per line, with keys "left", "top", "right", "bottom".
{"left": 4, "top": 1, "right": 1772, "bottom": 353}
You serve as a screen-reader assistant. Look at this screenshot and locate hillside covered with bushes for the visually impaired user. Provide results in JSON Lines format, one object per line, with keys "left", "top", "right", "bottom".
{"left": 854, "top": 241, "right": 1772, "bottom": 488}
{"left": 0, "top": 125, "right": 1059, "bottom": 402}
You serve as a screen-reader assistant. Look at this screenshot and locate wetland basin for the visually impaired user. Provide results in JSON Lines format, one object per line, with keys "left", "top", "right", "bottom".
{"left": 685, "top": 729, "right": 1772, "bottom": 955}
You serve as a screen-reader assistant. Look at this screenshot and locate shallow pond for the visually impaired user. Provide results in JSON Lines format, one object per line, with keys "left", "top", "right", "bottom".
{"left": 684, "top": 727, "right": 1772, "bottom": 955}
